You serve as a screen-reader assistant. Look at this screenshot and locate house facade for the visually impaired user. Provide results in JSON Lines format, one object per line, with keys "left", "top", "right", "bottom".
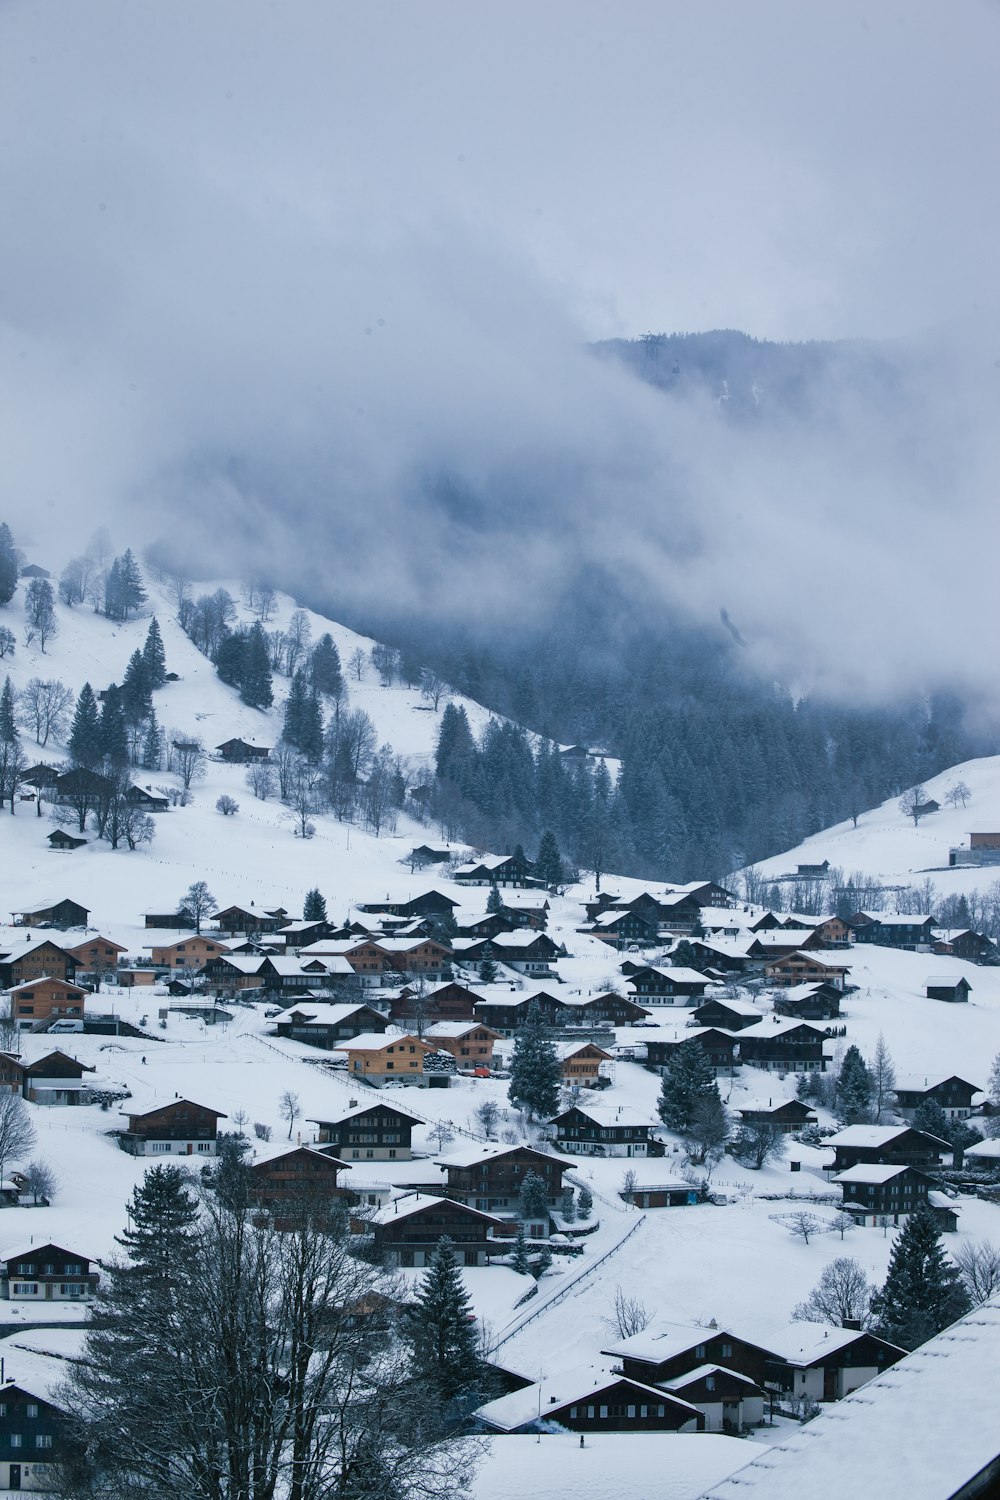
{"left": 310, "top": 1101, "right": 422, "bottom": 1161}
{"left": 119, "top": 1099, "right": 226, "bottom": 1156}
{"left": 0, "top": 1244, "right": 98, "bottom": 1301}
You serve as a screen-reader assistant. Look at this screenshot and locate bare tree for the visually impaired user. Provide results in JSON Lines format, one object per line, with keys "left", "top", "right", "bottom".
{"left": 0, "top": 626, "right": 14, "bottom": 659}
{"left": 473, "top": 1100, "right": 500, "bottom": 1139}
{"left": 429, "top": 1121, "right": 455, "bottom": 1153}
{"left": 869, "top": 1032, "right": 896, "bottom": 1123}
{"left": 169, "top": 734, "right": 206, "bottom": 789}
{"left": 792, "top": 1256, "right": 874, "bottom": 1327}
{"left": 730, "top": 1122, "right": 787, "bottom": 1169}
{"left": 899, "top": 784, "right": 928, "bottom": 826}
{"left": 0, "top": 736, "right": 28, "bottom": 814}
{"left": 285, "top": 757, "right": 322, "bottom": 840}
{"left": 0, "top": 1093, "right": 37, "bottom": 1189}
{"left": 621, "top": 1167, "right": 638, "bottom": 1198}
{"left": 284, "top": 609, "right": 312, "bottom": 676}
{"left": 17, "top": 678, "right": 74, "bottom": 747}
{"left": 952, "top": 1240, "right": 1000, "bottom": 1306}
{"left": 216, "top": 795, "right": 239, "bottom": 816}
{"left": 0, "top": 1002, "right": 19, "bottom": 1054}
{"left": 271, "top": 743, "right": 298, "bottom": 800}
{"left": 945, "top": 781, "right": 971, "bottom": 810}
{"left": 23, "top": 578, "right": 58, "bottom": 651}
{"left": 183, "top": 880, "right": 216, "bottom": 935}
{"left": 22, "top": 1158, "right": 57, "bottom": 1205}
{"left": 246, "top": 759, "right": 276, "bottom": 800}
{"left": 778, "top": 1211, "right": 828, "bottom": 1245}
{"left": 607, "top": 1286, "right": 652, "bottom": 1339}
{"left": 279, "top": 1089, "right": 301, "bottom": 1140}
{"left": 420, "top": 669, "right": 447, "bottom": 711}
{"left": 59, "top": 555, "right": 95, "bottom": 607}
{"left": 347, "top": 646, "right": 366, "bottom": 682}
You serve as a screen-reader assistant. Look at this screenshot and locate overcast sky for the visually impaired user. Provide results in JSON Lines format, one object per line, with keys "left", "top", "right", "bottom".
{"left": 2, "top": 1, "right": 1000, "bottom": 700}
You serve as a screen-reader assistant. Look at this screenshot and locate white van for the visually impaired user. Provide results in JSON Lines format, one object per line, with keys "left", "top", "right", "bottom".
{"left": 48, "top": 1019, "right": 85, "bottom": 1033}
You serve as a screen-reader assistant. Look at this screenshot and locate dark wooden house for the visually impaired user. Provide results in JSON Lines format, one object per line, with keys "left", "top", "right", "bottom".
{"left": 119, "top": 1099, "right": 227, "bottom": 1156}
{"left": 439, "top": 1142, "right": 568, "bottom": 1218}
{"left": 737, "top": 1019, "right": 829, "bottom": 1073}
{"left": 736, "top": 1098, "right": 818, "bottom": 1134}
{"left": 365, "top": 1193, "right": 508, "bottom": 1267}
{"left": 476, "top": 1375, "right": 703, "bottom": 1434}
{"left": 11, "top": 898, "right": 89, "bottom": 929}
{"left": 46, "top": 829, "right": 87, "bottom": 852}
{"left": 646, "top": 1030, "right": 741, "bottom": 1075}
{"left": 249, "top": 1146, "right": 355, "bottom": 1214}
{"left": 310, "top": 1101, "right": 423, "bottom": 1161}
{"left": 827, "top": 1125, "right": 950, "bottom": 1173}
{"left": 894, "top": 1074, "right": 981, "bottom": 1121}
{"left": 835, "top": 1163, "right": 932, "bottom": 1223}
{"left": 216, "top": 738, "right": 270, "bottom": 762}
{"left": 0, "top": 1243, "right": 99, "bottom": 1301}
{"left": 272, "top": 1002, "right": 388, "bottom": 1048}
{"left": 926, "top": 977, "right": 972, "bottom": 1003}
{"left": 550, "top": 1103, "right": 658, "bottom": 1157}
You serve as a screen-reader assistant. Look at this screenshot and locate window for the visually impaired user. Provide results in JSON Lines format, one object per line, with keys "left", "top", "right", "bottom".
{"left": 706, "top": 1376, "right": 716, "bottom": 1392}
{"left": 10, "top": 1434, "right": 22, "bottom": 1448}
{"left": 36, "top": 1434, "right": 52, "bottom": 1449}
{"left": 25, "top": 1405, "right": 38, "bottom": 1419}
{"left": 720, "top": 1342, "right": 733, "bottom": 1357}
{"left": 695, "top": 1344, "right": 707, "bottom": 1360}
{"left": 13, "top": 1284, "right": 37, "bottom": 1296}
{"left": 599, "top": 1405, "right": 608, "bottom": 1419}
{"left": 61, "top": 1284, "right": 84, "bottom": 1297}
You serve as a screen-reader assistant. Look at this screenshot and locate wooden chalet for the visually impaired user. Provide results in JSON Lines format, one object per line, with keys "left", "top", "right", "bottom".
{"left": 589, "top": 908, "right": 660, "bottom": 947}
{"left": 364, "top": 1193, "right": 508, "bottom": 1267}
{"left": 932, "top": 928, "right": 997, "bottom": 963}
{"left": 276, "top": 919, "right": 331, "bottom": 951}
{"left": 143, "top": 907, "right": 195, "bottom": 929}
{"left": 147, "top": 935, "right": 231, "bottom": 970}
{"left": 340, "top": 1033, "right": 437, "bottom": 1086}
{"left": 826, "top": 1125, "right": 950, "bottom": 1173}
{"left": 118, "top": 1099, "right": 227, "bottom": 1156}
{"left": 22, "top": 764, "right": 61, "bottom": 789}
{"left": 452, "top": 853, "right": 536, "bottom": 888}
{"left": 126, "top": 785, "right": 170, "bottom": 812}
{"left": 46, "top": 828, "right": 87, "bottom": 852}
{"left": 746, "top": 931, "right": 823, "bottom": 960}
{"left": 356, "top": 890, "right": 459, "bottom": 918}
{"left": 661, "top": 1365, "right": 767, "bottom": 1433}
{"left": 926, "top": 976, "right": 972, "bottom": 1003}
{"left": 691, "top": 996, "right": 762, "bottom": 1030}
{"left": 486, "top": 932, "right": 565, "bottom": 973}
{"left": 472, "top": 991, "right": 565, "bottom": 1034}
{"left": 558, "top": 1040, "right": 613, "bottom": 1086}
{"left": 560, "top": 991, "right": 651, "bottom": 1026}
{"left": 0, "top": 1369, "right": 74, "bottom": 1489}
{"left": 835, "top": 1163, "right": 932, "bottom": 1223}
{"left": 11, "top": 897, "right": 89, "bottom": 929}
{"left": 310, "top": 1100, "right": 423, "bottom": 1161}
{"left": 550, "top": 1103, "right": 658, "bottom": 1157}
{"left": 0, "top": 1243, "right": 99, "bottom": 1301}
{"left": 620, "top": 1179, "right": 699, "bottom": 1208}
{"left": 389, "top": 981, "right": 482, "bottom": 1026}
{"left": 249, "top": 1146, "right": 355, "bottom": 1214}
{"left": 438, "top": 1142, "right": 568, "bottom": 1219}
{"left": 475, "top": 1375, "right": 703, "bottom": 1434}
{"left": 5, "top": 976, "right": 87, "bottom": 1025}
{"left": 736, "top": 1018, "right": 830, "bottom": 1073}
{"left": 213, "top": 904, "right": 287, "bottom": 936}
{"left": 20, "top": 1051, "right": 95, "bottom": 1105}
{"left": 771, "top": 980, "right": 842, "bottom": 1019}
{"left": 453, "top": 911, "right": 518, "bottom": 940}
{"left": 64, "top": 934, "right": 127, "bottom": 973}
{"left": 407, "top": 843, "right": 455, "bottom": 865}
{"left": 646, "top": 1030, "right": 741, "bottom": 1075}
{"left": 848, "top": 914, "right": 938, "bottom": 950}
{"left": 0, "top": 939, "right": 77, "bottom": 990}
{"left": 623, "top": 965, "right": 710, "bottom": 1005}
{"left": 215, "top": 738, "right": 270, "bottom": 762}
{"left": 423, "top": 1021, "right": 500, "bottom": 1072}
{"left": 497, "top": 893, "right": 550, "bottom": 929}
{"left": 736, "top": 1098, "right": 817, "bottom": 1135}
{"left": 757, "top": 1322, "right": 906, "bottom": 1404}
{"left": 894, "top": 1074, "right": 981, "bottom": 1121}
{"left": 763, "top": 951, "right": 851, "bottom": 989}
{"left": 605, "top": 1322, "right": 775, "bottom": 1389}
{"left": 273, "top": 1002, "right": 388, "bottom": 1049}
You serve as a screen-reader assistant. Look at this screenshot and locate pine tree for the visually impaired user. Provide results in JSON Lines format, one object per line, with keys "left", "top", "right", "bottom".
{"left": 0, "top": 676, "right": 16, "bottom": 744}
{"left": 404, "top": 1237, "right": 483, "bottom": 1408}
{"left": 519, "top": 1170, "right": 549, "bottom": 1221}
{"left": 309, "top": 633, "right": 343, "bottom": 698}
{"left": 214, "top": 628, "right": 246, "bottom": 687}
{"left": 142, "top": 617, "right": 167, "bottom": 689}
{"left": 510, "top": 1225, "right": 531, "bottom": 1275}
{"left": 871, "top": 1201, "right": 970, "bottom": 1349}
{"left": 577, "top": 1184, "right": 593, "bottom": 1220}
{"left": 0, "top": 524, "right": 17, "bottom": 606}
{"left": 98, "top": 683, "right": 129, "bottom": 766}
{"left": 303, "top": 888, "right": 327, "bottom": 922}
{"left": 478, "top": 955, "right": 499, "bottom": 984}
{"left": 509, "top": 1003, "right": 561, "bottom": 1120}
{"left": 486, "top": 884, "right": 503, "bottom": 914}
{"left": 121, "top": 649, "right": 152, "bottom": 724}
{"left": 837, "top": 1044, "right": 874, "bottom": 1124}
{"left": 69, "top": 682, "right": 103, "bottom": 767}
{"left": 535, "top": 829, "right": 564, "bottom": 889}
{"left": 657, "top": 1039, "right": 717, "bottom": 1132}
{"left": 241, "top": 621, "right": 273, "bottom": 709}
{"left": 283, "top": 669, "right": 310, "bottom": 749}
{"left": 141, "top": 709, "right": 164, "bottom": 771}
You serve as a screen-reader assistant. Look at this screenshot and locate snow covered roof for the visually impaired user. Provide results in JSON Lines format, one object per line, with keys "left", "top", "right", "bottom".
{"left": 307, "top": 1099, "right": 424, "bottom": 1127}
{"left": 273, "top": 1001, "right": 376, "bottom": 1024}
{"left": 470, "top": 1433, "right": 761, "bottom": 1500}
{"left": 965, "top": 1137, "right": 1000, "bottom": 1161}
{"left": 475, "top": 1372, "right": 700, "bottom": 1432}
{"left": 436, "top": 1141, "right": 570, "bottom": 1170}
{"left": 368, "top": 1192, "right": 500, "bottom": 1227}
{"left": 754, "top": 1320, "right": 890, "bottom": 1366}
{"left": 895, "top": 1072, "right": 982, "bottom": 1093}
{"left": 555, "top": 1040, "right": 612, "bottom": 1060}
{"left": 663, "top": 1363, "right": 763, "bottom": 1391}
{"left": 695, "top": 996, "right": 760, "bottom": 1016}
{"left": 0, "top": 1328, "right": 86, "bottom": 1406}
{"left": 834, "top": 1163, "right": 916, "bottom": 1184}
{"left": 827, "top": 1125, "right": 918, "bottom": 1147}
{"left": 602, "top": 1320, "right": 740, "bottom": 1365}
{"left": 339, "top": 1032, "right": 430, "bottom": 1052}
{"left": 555, "top": 1103, "right": 656, "bottom": 1129}
{"left": 700, "top": 1300, "right": 1000, "bottom": 1500}
{"left": 424, "top": 1021, "right": 497, "bottom": 1038}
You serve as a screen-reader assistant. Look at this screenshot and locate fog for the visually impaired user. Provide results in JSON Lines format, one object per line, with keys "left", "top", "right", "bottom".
{"left": 2, "top": 1, "right": 1000, "bottom": 703}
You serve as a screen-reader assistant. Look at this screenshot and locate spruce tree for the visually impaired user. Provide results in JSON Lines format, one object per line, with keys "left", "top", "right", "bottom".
{"left": 837, "top": 1044, "right": 874, "bottom": 1124}
{"left": 519, "top": 1170, "right": 549, "bottom": 1221}
{"left": 577, "top": 1184, "right": 593, "bottom": 1220}
{"left": 69, "top": 681, "right": 103, "bottom": 767}
{"left": 486, "top": 884, "right": 503, "bottom": 914}
{"left": 303, "top": 887, "right": 327, "bottom": 922}
{"left": 0, "top": 676, "right": 16, "bottom": 743}
{"left": 509, "top": 1002, "right": 561, "bottom": 1120}
{"left": 122, "top": 649, "right": 152, "bottom": 724}
{"left": 657, "top": 1039, "right": 717, "bottom": 1132}
{"left": 0, "top": 523, "right": 17, "bottom": 605}
{"left": 241, "top": 621, "right": 273, "bottom": 709}
{"left": 214, "top": 628, "right": 246, "bottom": 687}
{"left": 309, "top": 633, "right": 343, "bottom": 698}
{"left": 478, "top": 955, "right": 499, "bottom": 984}
{"left": 404, "top": 1237, "right": 483, "bottom": 1408}
{"left": 510, "top": 1224, "right": 531, "bottom": 1275}
{"left": 141, "top": 709, "right": 164, "bottom": 771}
{"left": 98, "top": 683, "right": 129, "bottom": 766}
{"left": 871, "top": 1201, "right": 970, "bottom": 1349}
{"left": 142, "top": 617, "right": 168, "bottom": 689}
{"left": 283, "top": 669, "right": 310, "bottom": 748}
{"left": 535, "top": 829, "right": 564, "bottom": 888}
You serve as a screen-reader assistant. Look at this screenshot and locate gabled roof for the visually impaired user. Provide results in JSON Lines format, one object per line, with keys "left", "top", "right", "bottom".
{"left": 307, "top": 1100, "right": 424, "bottom": 1128}
{"left": 895, "top": 1072, "right": 982, "bottom": 1094}
{"left": 125, "top": 1098, "right": 227, "bottom": 1123}
{"left": 835, "top": 1163, "right": 926, "bottom": 1184}
{"left": 828, "top": 1125, "right": 949, "bottom": 1149}
{"left": 369, "top": 1192, "right": 502, "bottom": 1227}
{"left": 602, "top": 1320, "right": 744, "bottom": 1365}
{"left": 474, "top": 1372, "right": 701, "bottom": 1432}
{"left": 437, "top": 1141, "right": 571, "bottom": 1170}
{"left": 755, "top": 1320, "right": 904, "bottom": 1368}
{"left": 550, "top": 1103, "right": 656, "bottom": 1130}
{"left": 339, "top": 1032, "right": 432, "bottom": 1052}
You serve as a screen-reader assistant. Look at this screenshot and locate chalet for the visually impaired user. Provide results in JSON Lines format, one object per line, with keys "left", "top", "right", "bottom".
{"left": 487, "top": 932, "right": 565, "bottom": 974}
{"left": 475, "top": 1374, "right": 703, "bottom": 1434}
{"left": 759, "top": 1323, "right": 906, "bottom": 1404}
{"left": 558, "top": 1040, "right": 613, "bottom": 1087}
{"left": 678, "top": 939, "right": 749, "bottom": 974}
{"left": 147, "top": 936, "right": 232, "bottom": 970}
{"left": 452, "top": 853, "right": 535, "bottom": 888}
{"left": 497, "top": 893, "right": 550, "bottom": 930}
{"left": 22, "top": 764, "right": 61, "bottom": 789}
{"left": 797, "top": 860, "right": 829, "bottom": 876}
{"left": 661, "top": 1365, "right": 766, "bottom": 1433}
{"left": 273, "top": 1002, "right": 388, "bottom": 1049}
{"left": 472, "top": 992, "right": 564, "bottom": 1034}
{"left": 255, "top": 955, "right": 356, "bottom": 995}
{"left": 624, "top": 966, "right": 711, "bottom": 1005}
{"left": 736, "top": 1098, "right": 818, "bottom": 1135}
{"left": 894, "top": 1074, "right": 981, "bottom": 1121}
{"left": 0, "top": 1244, "right": 98, "bottom": 1301}
{"left": 550, "top": 1103, "right": 657, "bottom": 1157}
{"left": 423, "top": 1021, "right": 500, "bottom": 1072}
{"left": 737, "top": 1018, "right": 829, "bottom": 1073}
{"left": 356, "top": 891, "right": 460, "bottom": 919}
{"left": 646, "top": 1030, "right": 741, "bottom": 1076}
{"left": 453, "top": 910, "right": 518, "bottom": 940}
{"left": 213, "top": 904, "right": 286, "bottom": 936}
{"left": 590, "top": 908, "right": 660, "bottom": 947}
{"left": 925, "top": 976, "right": 972, "bottom": 1003}
{"left": 559, "top": 991, "right": 651, "bottom": 1027}
{"left": 118, "top": 1099, "right": 227, "bottom": 1156}
{"left": 771, "top": 980, "right": 842, "bottom": 1019}
{"left": 307, "top": 938, "right": 451, "bottom": 983}
{"left": 20, "top": 1051, "right": 95, "bottom": 1105}
{"left": 143, "top": 907, "right": 195, "bottom": 929}
{"left": 0, "top": 1054, "right": 25, "bottom": 1094}
{"left": 203, "top": 955, "right": 268, "bottom": 993}
{"left": 276, "top": 919, "right": 331, "bottom": 952}
{"left": 126, "top": 785, "right": 170, "bottom": 812}
{"left": 310, "top": 1100, "right": 422, "bottom": 1161}
{"left": 848, "top": 913, "right": 938, "bottom": 951}
{"left": 826, "top": 1125, "right": 950, "bottom": 1173}
{"left": 438, "top": 1142, "right": 568, "bottom": 1220}
{"left": 928, "top": 1190, "right": 961, "bottom": 1233}
{"left": 10, "top": 898, "right": 89, "bottom": 929}
{"left": 340, "top": 1033, "right": 437, "bottom": 1086}
{"left": 46, "top": 829, "right": 87, "bottom": 852}
{"left": 746, "top": 931, "right": 824, "bottom": 962}
{"left": 0, "top": 1358, "right": 75, "bottom": 1491}
{"left": 914, "top": 798, "right": 940, "bottom": 816}
{"left": 389, "top": 981, "right": 482, "bottom": 1026}
{"left": 604, "top": 1322, "right": 775, "bottom": 1389}
{"left": 932, "top": 928, "right": 997, "bottom": 963}
{"left": 835, "top": 1163, "right": 932, "bottom": 1223}
{"left": 5, "top": 976, "right": 87, "bottom": 1026}
{"left": 812, "top": 916, "right": 852, "bottom": 946}
{"left": 692, "top": 996, "right": 762, "bottom": 1030}
{"left": 619, "top": 1179, "right": 699, "bottom": 1208}
{"left": 64, "top": 934, "right": 128, "bottom": 974}
{"left": 364, "top": 1193, "right": 507, "bottom": 1267}
{"left": 408, "top": 843, "right": 455, "bottom": 865}
{"left": 216, "top": 738, "right": 270, "bottom": 762}
{"left": 763, "top": 952, "right": 851, "bottom": 990}
{"left": 249, "top": 1146, "right": 355, "bottom": 1213}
